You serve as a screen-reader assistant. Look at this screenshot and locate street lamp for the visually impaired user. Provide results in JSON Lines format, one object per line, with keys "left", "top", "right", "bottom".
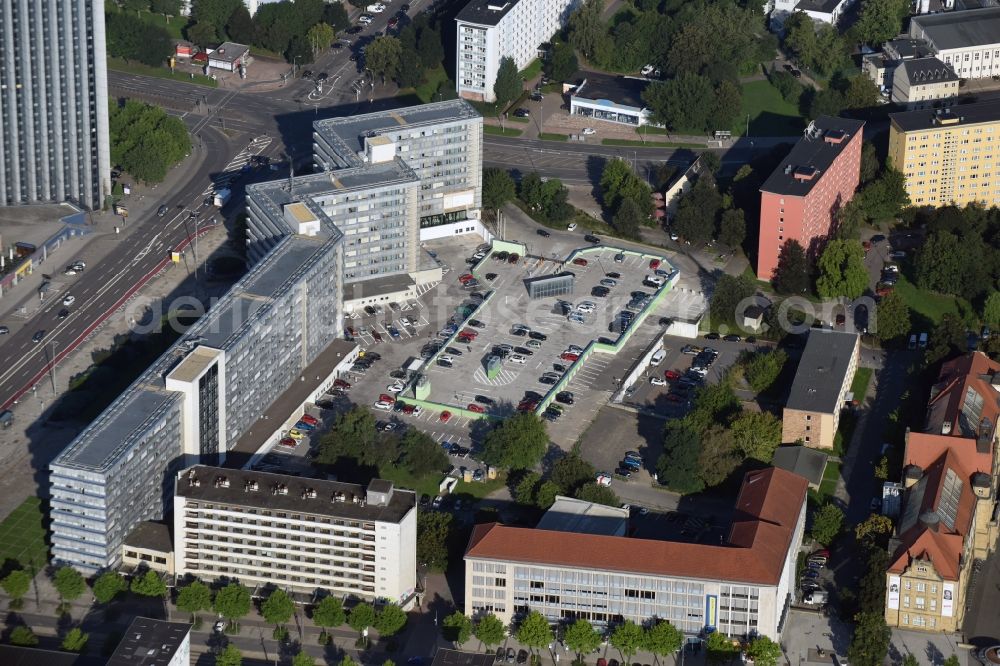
{"left": 49, "top": 341, "right": 59, "bottom": 395}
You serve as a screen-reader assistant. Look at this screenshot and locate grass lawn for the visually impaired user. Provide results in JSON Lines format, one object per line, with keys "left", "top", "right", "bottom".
{"left": 636, "top": 126, "right": 670, "bottom": 136}
{"left": 405, "top": 66, "right": 449, "bottom": 104}
{"left": 137, "top": 10, "right": 186, "bottom": 40}
{"left": 519, "top": 58, "right": 543, "bottom": 82}
{"left": 0, "top": 497, "right": 49, "bottom": 572}
{"left": 538, "top": 132, "right": 569, "bottom": 141}
{"left": 484, "top": 125, "right": 523, "bottom": 137}
{"left": 508, "top": 116, "right": 530, "bottom": 123}
{"left": 894, "top": 274, "right": 965, "bottom": 326}
{"left": 515, "top": 201, "right": 614, "bottom": 235}
{"left": 378, "top": 465, "right": 507, "bottom": 501}
{"left": 107, "top": 57, "right": 217, "bottom": 87}
{"left": 816, "top": 460, "right": 841, "bottom": 502}
{"left": 741, "top": 80, "right": 806, "bottom": 137}
{"left": 851, "top": 367, "right": 873, "bottom": 400}
{"left": 602, "top": 138, "right": 702, "bottom": 149}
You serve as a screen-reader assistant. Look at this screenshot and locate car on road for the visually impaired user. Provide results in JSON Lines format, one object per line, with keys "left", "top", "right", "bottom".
{"left": 572, "top": 257, "right": 588, "bottom": 266}
{"left": 537, "top": 228, "right": 550, "bottom": 237}
{"left": 359, "top": 14, "right": 374, "bottom": 24}
{"left": 527, "top": 330, "right": 547, "bottom": 341}
{"left": 723, "top": 334, "right": 742, "bottom": 342}
{"left": 300, "top": 414, "right": 319, "bottom": 426}
{"left": 467, "top": 403, "right": 485, "bottom": 413}
{"left": 57, "top": 309, "right": 69, "bottom": 320}
{"left": 32, "top": 330, "right": 44, "bottom": 343}
{"left": 0, "top": 326, "right": 8, "bottom": 335}
{"left": 584, "top": 234, "right": 600, "bottom": 243}
{"left": 157, "top": 205, "right": 169, "bottom": 217}
{"left": 387, "top": 16, "right": 399, "bottom": 27}
{"left": 62, "top": 295, "right": 75, "bottom": 306}
{"left": 517, "top": 651, "right": 528, "bottom": 664}
{"left": 600, "top": 278, "right": 617, "bottom": 287}
{"left": 279, "top": 437, "right": 298, "bottom": 448}
{"left": 596, "top": 473, "right": 612, "bottom": 486}
{"left": 650, "top": 376, "right": 666, "bottom": 386}
{"left": 664, "top": 369, "right": 681, "bottom": 381}
{"left": 513, "top": 108, "right": 530, "bottom": 117}
{"left": 582, "top": 127, "right": 596, "bottom": 135}
{"left": 567, "top": 222, "right": 577, "bottom": 231}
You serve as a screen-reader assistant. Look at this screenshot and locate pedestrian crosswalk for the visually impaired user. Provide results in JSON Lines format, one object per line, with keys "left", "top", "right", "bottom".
{"left": 199, "top": 135, "right": 273, "bottom": 201}
{"left": 472, "top": 366, "right": 520, "bottom": 386}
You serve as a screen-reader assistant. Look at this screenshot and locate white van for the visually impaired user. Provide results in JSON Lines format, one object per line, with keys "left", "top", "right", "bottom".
{"left": 908, "top": 334, "right": 917, "bottom": 350}
{"left": 650, "top": 349, "right": 666, "bottom": 366}
{"left": 803, "top": 590, "right": 828, "bottom": 605}
{"left": 918, "top": 332, "right": 928, "bottom": 348}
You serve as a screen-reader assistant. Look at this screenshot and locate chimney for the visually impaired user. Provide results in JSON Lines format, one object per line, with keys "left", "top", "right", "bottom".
{"left": 941, "top": 421, "right": 952, "bottom": 435}
{"left": 919, "top": 510, "right": 941, "bottom": 532}
{"left": 904, "top": 464, "right": 923, "bottom": 489}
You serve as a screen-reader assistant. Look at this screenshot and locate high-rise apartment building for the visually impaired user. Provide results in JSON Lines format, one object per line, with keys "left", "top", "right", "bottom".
{"left": 888, "top": 100, "right": 1000, "bottom": 208}
{"left": 0, "top": 0, "right": 111, "bottom": 209}
{"left": 174, "top": 467, "right": 417, "bottom": 602}
{"left": 455, "top": 0, "right": 580, "bottom": 102}
{"left": 313, "top": 99, "right": 483, "bottom": 251}
{"left": 757, "top": 117, "right": 864, "bottom": 281}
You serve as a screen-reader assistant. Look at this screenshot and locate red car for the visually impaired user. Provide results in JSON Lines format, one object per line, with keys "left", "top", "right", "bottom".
{"left": 379, "top": 393, "right": 394, "bottom": 403}
{"left": 572, "top": 257, "right": 588, "bottom": 267}
{"left": 560, "top": 352, "right": 580, "bottom": 362}
{"left": 372, "top": 331, "right": 383, "bottom": 342}
{"left": 664, "top": 370, "right": 680, "bottom": 381}
{"left": 665, "top": 393, "right": 684, "bottom": 403}
{"left": 457, "top": 334, "right": 474, "bottom": 343}
{"left": 460, "top": 329, "right": 478, "bottom": 340}
{"left": 517, "top": 400, "right": 538, "bottom": 412}
{"left": 467, "top": 403, "right": 485, "bottom": 413}
{"left": 279, "top": 437, "right": 298, "bottom": 448}
{"left": 402, "top": 404, "right": 416, "bottom": 415}
{"left": 876, "top": 284, "right": 894, "bottom": 297}
{"left": 459, "top": 273, "right": 474, "bottom": 283}
{"left": 387, "top": 16, "right": 398, "bottom": 27}
{"left": 649, "top": 258, "right": 661, "bottom": 270}
{"left": 440, "top": 411, "right": 452, "bottom": 422}
{"left": 334, "top": 379, "right": 351, "bottom": 389}
{"left": 299, "top": 414, "right": 319, "bottom": 426}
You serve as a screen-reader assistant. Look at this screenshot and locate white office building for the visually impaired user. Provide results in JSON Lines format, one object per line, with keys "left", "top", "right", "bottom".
{"left": 0, "top": 0, "right": 111, "bottom": 209}
{"left": 174, "top": 466, "right": 417, "bottom": 603}
{"left": 465, "top": 468, "right": 808, "bottom": 640}
{"left": 455, "top": 0, "right": 580, "bottom": 102}
{"left": 908, "top": 8, "right": 1000, "bottom": 79}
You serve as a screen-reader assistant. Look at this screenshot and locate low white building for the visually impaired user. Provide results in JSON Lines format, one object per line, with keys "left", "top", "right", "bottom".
{"left": 174, "top": 467, "right": 418, "bottom": 604}
{"left": 892, "top": 57, "right": 960, "bottom": 109}
{"left": 569, "top": 72, "right": 653, "bottom": 127}
{"left": 455, "top": 0, "right": 580, "bottom": 102}
{"left": 766, "top": 0, "right": 855, "bottom": 27}
{"left": 909, "top": 7, "right": 1000, "bottom": 79}
{"left": 464, "top": 468, "right": 808, "bottom": 639}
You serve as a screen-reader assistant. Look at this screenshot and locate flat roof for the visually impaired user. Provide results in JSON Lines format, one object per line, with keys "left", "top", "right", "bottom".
{"left": 223, "top": 338, "right": 357, "bottom": 466}
{"left": 0, "top": 645, "right": 83, "bottom": 666}
{"left": 537, "top": 496, "right": 628, "bottom": 536}
{"left": 313, "top": 99, "right": 480, "bottom": 167}
{"left": 785, "top": 329, "right": 859, "bottom": 414}
{"left": 177, "top": 465, "right": 417, "bottom": 524}
{"left": 795, "top": 0, "right": 844, "bottom": 14}
{"left": 760, "top": 116, "right": 865, "bottom": 197}
{"left": 890, "top": 99, "right": 1000, "bottom": 132}
{"left": 108, "top": 617, "right": 190, "bottom": 666}
{"left": 432, "top": 649, "right": 498, "bottom": 666}
{"left": 911, "top": 7, "right": 1000, "bottom": 50}
{"left": 771, "top": 446, "right": 828, "bottom": 488}
{"left": 123, "top": 521, "right": 173, "bottom": 553}
{"left": 455, "top": 0, "right": 521, "bottom": 26}
{"left": 345, "top": 274, "right": 416, "bottom": 302}
{"left": 467, "top": 468, "right": 808, "bottom": 586}
{"left": 572, "top": 71, "right": 649, "bottom": 110}
{"left": 209, "top": 42, "right": 249, "bottom": 63}
{"left": 166, "top": 346, "right": 219, "bottom": 384}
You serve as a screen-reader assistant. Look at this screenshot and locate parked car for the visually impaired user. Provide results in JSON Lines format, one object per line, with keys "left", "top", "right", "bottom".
{"left": 572, "top": 257, "right": 588, "bottom": 267}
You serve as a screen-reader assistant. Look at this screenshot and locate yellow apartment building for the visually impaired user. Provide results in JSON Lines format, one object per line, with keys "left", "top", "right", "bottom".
{"left": 888, "top": 100, "right": 1000, "bottom": 208}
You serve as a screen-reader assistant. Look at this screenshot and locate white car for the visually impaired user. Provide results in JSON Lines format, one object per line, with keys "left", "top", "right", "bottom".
{"left": 509, "top": 354, "right": 527, "bottom": 364}
{"left": 63, "top": 268, "right": 77, "bottom": 277}
{"left": 669, "top": 231, "right": 679, "bottom": 241}
{"left": 576, "top": 303, "right": 595, "bottom": 314}
{"left": 596, "top": 473, "right": 612, "bottom": 487}
{"left": 387, "top": 383, "right": 405, "bottom": 393}
{"left": 369, "top": 3, "right": 385, "bottom": 12}
{"left": 438, "top": 355, "right": 454, "bottom": 364}
{"left": 411, "top": 405, "right": 423, "bottom": 416}
{"left": 582, "top": 127, "right": 596, "bottom": 136}
{"left": 359, "top": 15, "right": 373, "bottom": 23}
{"left": 214, "top": 620, "right": 227, "bottom": 633}
{"left": 641, "top": 64, "right": 655, "bottom": 76}
{"left": 62, "top": 295, "right": 75, "bottom": 306}
{"left": 650, "top": 377, "right": 667, "bottom": 386}
{"left": 567, "top": 222, "right": 577, "bottom": 231}
{"left": 566, "top": 345, "right": 585, "bottom": 355}
{"left": 373, "top": 400, "right": 394, "bottom": 410}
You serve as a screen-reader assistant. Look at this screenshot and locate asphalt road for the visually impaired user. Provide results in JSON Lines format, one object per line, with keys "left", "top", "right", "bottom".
{"left": 0, "top": 128, "right": 237, "bottom": 411}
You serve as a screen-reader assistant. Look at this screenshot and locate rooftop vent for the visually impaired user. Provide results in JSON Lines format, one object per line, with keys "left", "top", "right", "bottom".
{"left": 214, "top": 476, "right": 229, "bottom": 488}
{"left": 333, "top": 491, "right": 347, "bottom": 503}
{"left": 302, "top": 488, "right": 317, "bottom": 499}
{"left": 793, "top": 166, "right": 819, "bottom": 181}
{"left": 933, "top": 109, "right": 959, "bottom": 125}
{"left": 245, "top": 480, "right": 259, "bottom": 492}
{"left": 919, "top": 510, "right": 941, "bottom": 532}
{"left": 272, "top": 484, "right": 288, "bottom": 496}
{"left": 487, "top": 1, "right": 510, "bottom": 9}
{"left": 187, "top": 470, "right": 200, "bottom": 487}
{"left": 941, "top": 421, "right": 952, "bottom": 435}
{"left": 824, "top": 129, "right": 846, "bottom": 144}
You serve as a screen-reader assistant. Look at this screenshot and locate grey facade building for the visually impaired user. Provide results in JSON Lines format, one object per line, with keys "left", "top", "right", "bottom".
{"left": 0, "top": 0, "right": 111, "bottom": 209}
{"left": 312, "top": 99, "right": 483, "bottom": 260}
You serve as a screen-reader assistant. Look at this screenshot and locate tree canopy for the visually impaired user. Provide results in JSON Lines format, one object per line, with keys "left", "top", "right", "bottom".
{"left": 474, "top": 613, "right": 507, "bottom": 649}
{"left": 177, "top": 580, "right": 213, "bottom": 619}
{"left": 443, "top": 612, "right": 473, "bottom": 646}
{"left": 130, "top": 570, "right": 167, "bottom": 598}
{"left": 816, "top": 239, "right": 868, "bottom": 299}
{"left": 312, "top": 596, "right": 347, "bottom": 629}
{"left": 261, "top": 589, "right": 295, "bottom": 627}
{"left": 811, "top": 502, "right": 845, "bottom": 545}
{"left": 417, "top": 510, "right": 453, "bottom": 572}
{"left": 214, "top": 582, "right": 252, "bottom": 623}
{"left": 482, "top": 168, "right": 516, "bottom": 211}
{"left": 53, "top": 566, "right": 87, "bottom": 602}
{"left": 109, "top": 99, "right": 191, "bottom": 184}
{"left": 494, "top": 57, "right": 522, "bottom": 110}
{"left": 1, "top": 569, "right": 32, "bottom": 602}
{"left": 771, "top": 239, "right": 810, "bottom": 294}
{"left": 482, "top": 413, "right": 548, "bottom": 470}
{"left": 564, "top": 619, "right": 602, "bottom": 659}
{"left": 517, "top": 611, "right": 554, "bottom": 652}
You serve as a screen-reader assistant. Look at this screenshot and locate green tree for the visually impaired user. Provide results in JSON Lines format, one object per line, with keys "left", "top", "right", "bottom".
{"left": 517, "top": 611, "right": 554, "bottom": 655}
{"left": 718, "top": 208, "right": 745, "bottom": 248}
{"left": 261, "top": 589, "right": 295, "bottom": 633}
{"left": 216, "top": 643, "right": 243, "bottom": 666}
{"left": 642, "top": 73, "right": 716, "bottom": 133}
{"left": 312, "top": 596, "right": 346, "bottom": 632}
{"left": 710, "top": 273, "right": 756, "bottom": 327}
{"left": 612, "top": 197, "right": 645, "bottom": 240}
{"left": 705, "top": 631, "right": 739, "bottom": 664}
{"left": 711, "top": 79, "right": 742, "bottom": 131}
{"left": 367, "top": 36, "right": 403, "bottom": 84}
{"left": 287, "top": 35, "right": 314, "bottom": 66}
{"left": 657, "top": 422, "right": 704, "bottom": 494}
{"left": 843, "top": 75, "right": 881, "bottom": 109}
{"left": 551, "top": 455, "right": 596, "bottom": 494}
{"left": 984, "top": 291, "right": 1000, "bottom": 327}
{"left": 855, "top": 514, "right": 894, "bottom": 548}
{"left": 108, "top": 99, "right": 190, "bottom": 184}
{"left": 482, "top": 168, "right": 516, "bottom": 211}
{"left": 902, "top": 656, "right": 919, "bottom": 666}
{"left": 494, "top": 56, "right": 522, "bottom": 110}
{"left": 130, "top": 570, "right": 167, "bottom": 598}
{"left": 1, "top": 569, "right": 32, "bottom": 606}
{"left": 942, "top": 656, "right": 961, "bottom": 666}
{"left": 731, "top": 411, "right": 782, "bottom": 463}
{"left": 187, "top": 21, "right": 220, "bottom": 48}
{"left": 417, "top": 27, "right": 445, "bottom": 69}
{"left": 784, "top": 13, "right": 847, "bottom": 76}
{"left": 811, "top": 503, "right": 845, "bottom": 546}
{"left": 857, "top": 165, "right": 910, "bottom": 222}
{"left": 847, "top": 612, "right": 890, "bottom": 666}
{"left": 482, "top": 413, "right": 548, "bottom": 470}
{"left": 644, "top": 620, "right": 683, "bottom": 661}
{"left": 809, "top": 88, "right": 846, "bottom": 118}
{"left": 915, "top": 231, "right": 964, "bottom": 295}
{"left": 742, "top": 349, "right": 788, "bottom": 393}
{"left": 564, "top": 619, "right": 602, "bottom": 661}
{"left": 874, "top": 291, "right": 910, "bottom": 343}
{"left": 474, "top": 613, "right": 507, "bottom": 649}
{"left": 105, "top": 12, "right": 174, "bottom": 66}
{"left": 674, "top": 178, "right": 722, "bottom": 244}
{"left": 535, "top": 481, "right": 560, "bottom": 509}
{"left": 53, "top": 566, "right": 87, "bottom": 604}
{"left": 745, "top": 636, "right": 782, "bottom": 666}
{"left": 225, "top": 5, "right": 254, "bottom": 43}
{"left": 214, "top": 582, "right": 252, "bottom": 629}
{"left": 121, "top": 0, "right": 150, "bottom": 16}
{"left": 396, "top": 49, "right": 424, "bottom": 88}
{"left": 610, "top": 620, "right": 644, "bottom": 665}
{"left": 443, "top": 612, "right": 473, "bottom": 646}
{"left": 698, "top": 425, "right": 740, "bottom": 488}
{"left": 574, "top": 482, "right": 619, "bottom": 507}
{"left": 177, "top": 580, "right": 213, "bottom": 621}
{"left": 853, "top": 0, "right": 910, "bottom": 46}
{"left": 93, "top": 571, "right": 128, "bottom": 604}
{"left": 417, "top": 511, "right": 452, "bottom": 572}
{"left": 349, "top": 602, "right": 377, "bottom": 635}
{"left": 771, "top": 239, "right": 810, "bottom": 293}
{"left": 340, "top": 657, "right": 360, "bottom": 666}
{"left": 375, "top": 603, "right": 407, "bottom": 637}
{"left": 927, "top": 312, "right": 968, "bottom": 364}
{"left": 816, "top": 240, "right": 868, "bottom": 299}
{"left": 9, "top": 625, "right": 38, "bottom": 646}
{"left": 860, "top": 141, "right": 880, "bottom": 184}
{"left": 568, "top": 0, "right": 606, "bottom": 61}
{"left": 62, "top": 627, "right": 89, "bottom": 653}
{"left": 151, "top": 0, "right": 182, "bottom": 17}
{"left": 514, "top": 472, "right": 542, "bottom": 505}
{"left": 549, "top": 44, "right": 579, "bottom": 82}
{"left": 293, "top": 652, "right": 317, "bottom": 666}
{"left": 306, "top": 22, "right": 335, "bottom": 56}
{"left": 322, "top": 2, "right": 350, "bottom": 32}
{"left": 317, "top": 406, "right": 376, "bottom": 465}
{"left": 398, "top": 428, "right": 449, "bottom": 477}
{"left": 192, "top": 0, "right": 242, "bottom": 38}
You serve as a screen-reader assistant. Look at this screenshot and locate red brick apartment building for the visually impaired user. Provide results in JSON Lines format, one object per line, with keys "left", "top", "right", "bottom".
{"left": 757, "top": 117, "right": 865, "bottom": 280}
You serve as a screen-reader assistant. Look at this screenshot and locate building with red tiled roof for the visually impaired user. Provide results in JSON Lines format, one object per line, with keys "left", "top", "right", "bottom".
{"left": 464, "top": 468, "right": 808, "bottom": 640}
{"left": 885, "top": 352, "right": 1000, "bottom": 633}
